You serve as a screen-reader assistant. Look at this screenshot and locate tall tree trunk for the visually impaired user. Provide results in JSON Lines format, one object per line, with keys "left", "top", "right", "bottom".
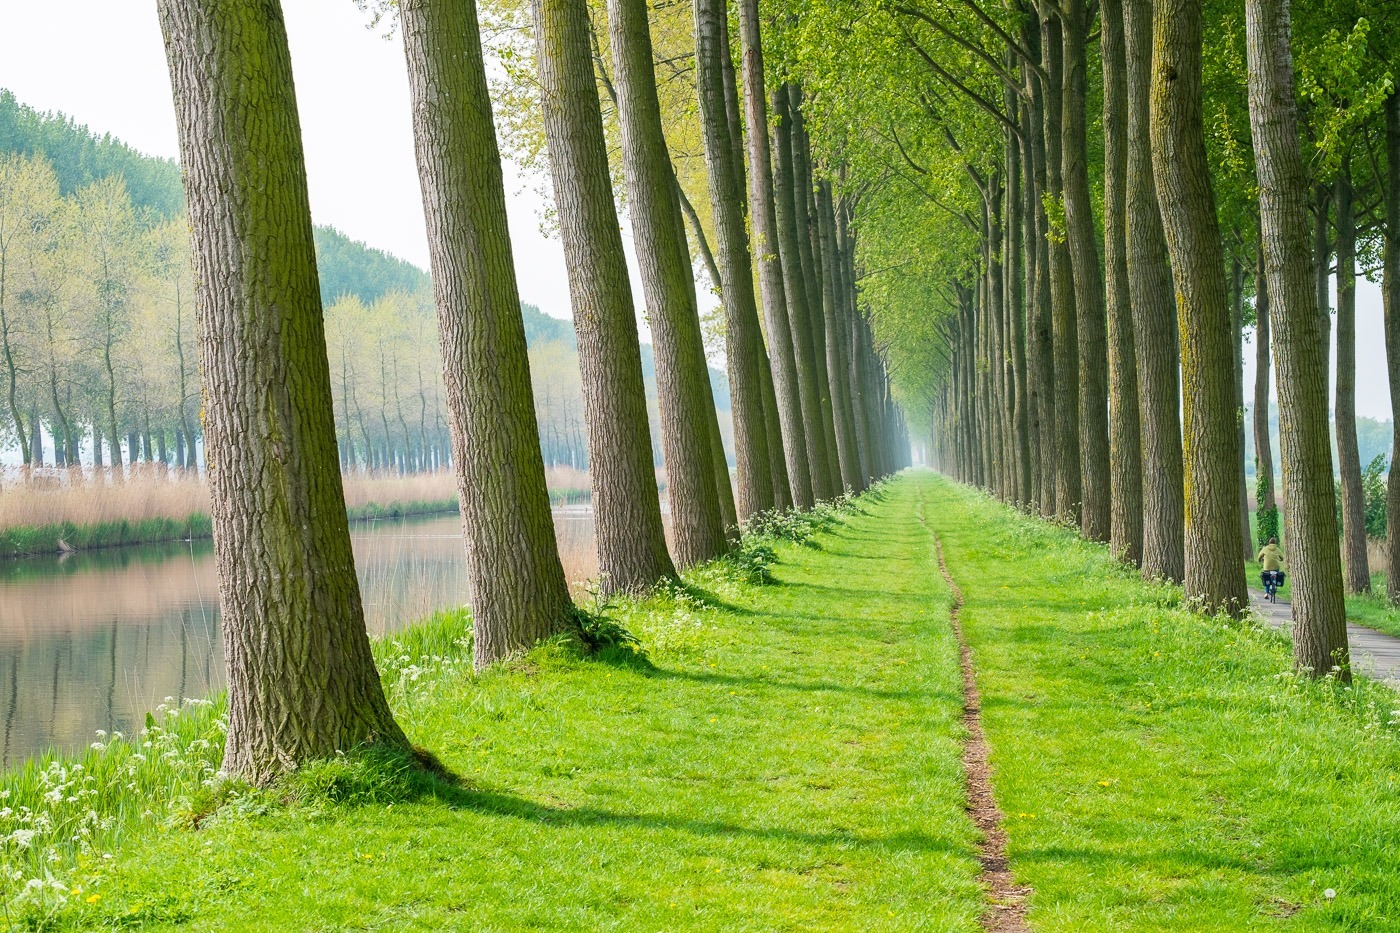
{"left": 772, "top": 85, "right": 834, "bottom": 501}
{"left": 1254, "top": 249, "right": 1277, "bottom": 524}
{"left": 607, "top": 0, "right": 728, "bottom": 566}
{"left": 1061, "top": 0, "right": 1111, "bottom": 541}
{"left": 532, "top": 0, "right": 676, "bottom": 591}
{"left": 1313, "top": 183, "right": 1332, "bottom": 392}
{"left": 158, "top": 0, "right": 408, "bottom": 782}
{"left": 1150, "top": 0, "right": 1247, "bottom": 615}
{"left": 104, "top": 345, "right": 123, "bottom": 482}
{"left": 1004, "top": 96, "right": 1032, "bottom": 507}
{"left": 792, "top": 92, "right": 844, "bottom": 497}
{"left": 401, "top": 0, "right": 576, "bottom": 665}
{"left": 838, "top": 204, "right": 873, "bottom": 489}
{"left": 758, "top": 350, "right": 793, "bottom": 508}
{"left": 817, "top": 180, "right": 862, "bottom": 492}
{"left": 1232, "top": 258, "right": 1253, "bottom": 561}
{"left": 1244, "top": 0, "right": 1350, "bottom": 675}
{"left": 695, "top": 0, "right": 773, "bottom": 519}
{"left": 1334, "top": 165, "right": 1369, "bottom": 593}
{"left": 1102, "top": 0, "right": 1142, "bottom": 564}
{"left": 1024, "top": 54, "right": 1057, "bottom": 517}
{"left": 1039, "top": 8, "right": 1082, "bottom": 523}
{"left": 1123, "top": 0, "right": 1185, "bottom": 582}
{"left": 736, "top": 0, "right": 812, "bottom": 509}
{"left": 1383, "top": 91, "right": 1400, "bottom": 606}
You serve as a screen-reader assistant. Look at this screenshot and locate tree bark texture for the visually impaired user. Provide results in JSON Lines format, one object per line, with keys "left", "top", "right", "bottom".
{"left": 1123, "top": 0, "right": 1185, "bottom": 582}
{"left": 1245, "top": 0, "right": 1350, "bottom": 674}
{"left": 606, "top": 0, "right": 728, "bottom": 567}
{"left": 695, "top": 0, "right": 773, "bottom": 519}
{"left": 817, "top": 181, "right": 862, "bottom": 492}
{"left": 1040, "top": 9, "right": 1082, "bottom": 524}
{"left": 1025, "top": 58, "right": 1058, "bottom": 517}
{"left": 839, "top": 203, "right": 873, "bottom": 490}
{"left": 1150, "top": 0, "right": 1247, "bottom": 615}
{"left": 736, "top": 0, "right": 811, "bottom": 510}
{"left": 1254, "top": 249, "right": 1277, "bottom": 518}
{"left": 791, "top": 92, "right": 844, "bottom": 497}
{"left": 1384, "top": 91, "right": 1400, "bottom": 605}
{"left": 401, "top": 0, "right": 575, "bottom": 666}
{"left": 1061, "top": 0, "right": 1112, "bottom": 542}
{"left": 1232, "top": 258, "right": 1254, "bottom": 561}
{"left": 758, "top": 345, "right": 793, "bottom": 509}
{"left": 1101, "top": 0, "right": 1143, "bottom": 564}
{"left": 158, "top": 0, "right": 408, "bottom": 783}
{"left": 1004, "top": 97, "right": 1032, "bottom": 508}
{"left": 1334, "top": 167, "right": 1369, "bottom": 593}
{"left": 773, "top": 86, "right": 836, "bottom": 501}
{"left": 532, "top": 0, "right": 675, "bottom": 591}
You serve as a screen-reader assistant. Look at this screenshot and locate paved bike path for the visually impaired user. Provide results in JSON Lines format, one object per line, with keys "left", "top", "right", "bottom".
{"left": 1249, "top": 590, "right": 1400, "bottom": 685}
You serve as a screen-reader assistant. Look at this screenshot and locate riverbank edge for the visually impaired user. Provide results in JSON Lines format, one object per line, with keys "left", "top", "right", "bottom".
{"left": 0, "top": 488, "right": 591, "bottom": 560}
{"left": 0, "top": 485, "right": 880, "bottom": 923}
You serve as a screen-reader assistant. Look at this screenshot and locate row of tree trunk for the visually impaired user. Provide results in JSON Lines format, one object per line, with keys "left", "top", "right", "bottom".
{"left": 929, "top": 0, "right": 1355, "bottom": 680}
{"left": 155, "top": 0, "right": 908, "bottom": 782}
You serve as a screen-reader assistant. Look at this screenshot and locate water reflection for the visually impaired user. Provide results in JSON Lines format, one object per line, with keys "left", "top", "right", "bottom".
{"left": 0, "top": 509, "right": 601, "bottom": 765}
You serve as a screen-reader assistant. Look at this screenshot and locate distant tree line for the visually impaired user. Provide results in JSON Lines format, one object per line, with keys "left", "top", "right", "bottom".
{"left": 0, "top": 101, "right": 738, "bottom": 477}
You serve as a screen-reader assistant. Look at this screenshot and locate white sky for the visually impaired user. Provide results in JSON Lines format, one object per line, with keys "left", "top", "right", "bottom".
{"left": 0, "top": 0, "right": 582, "bottom": 322}
{"left": 0, "top": 0, "right": 1390, "bottom": 420}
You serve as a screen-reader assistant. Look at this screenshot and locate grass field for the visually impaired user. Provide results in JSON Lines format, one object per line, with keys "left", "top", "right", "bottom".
{"left": 933, "top": 478, "right": 1400, "bottom": 930}
{"left": 7, "top": 472, "right": 1400, "bottom": 930}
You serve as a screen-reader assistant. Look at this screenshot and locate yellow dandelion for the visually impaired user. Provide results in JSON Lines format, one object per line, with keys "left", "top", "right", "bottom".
{"left": 86, "top": 894, "right": 101, "bottom": 904}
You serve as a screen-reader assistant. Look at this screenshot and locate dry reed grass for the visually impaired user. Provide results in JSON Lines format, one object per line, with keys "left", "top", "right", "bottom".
{"left": 0, "top": 467, "right": 209, "bottom": 532}
{"left": 0, "top": 465, "right": 594, "bottom": 533}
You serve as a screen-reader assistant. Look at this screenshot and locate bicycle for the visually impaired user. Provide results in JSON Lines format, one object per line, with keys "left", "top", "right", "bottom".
{"left": 1261, "top": 570, "right": 1285, "bottom": 603}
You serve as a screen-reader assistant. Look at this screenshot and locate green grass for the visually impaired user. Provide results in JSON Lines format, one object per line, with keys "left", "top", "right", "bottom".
{"left": 1339, "top": 579, "right": 1400, "bottom": 640}
{"left": 3, "top": 479, "right": 982, "bottom": 930}
{"left": 0, "top": 515, "right": 215, "bottom": 559}
{"left": 15, "top": 472, "right": 1400, "bottom": 930}
{"left": 928, "top": 475, "right": 1400, "bottom": 930}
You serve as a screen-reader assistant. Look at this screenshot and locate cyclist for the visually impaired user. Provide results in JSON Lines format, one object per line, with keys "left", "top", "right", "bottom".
{"left": 1257, "top": 537, "right": 1285, "bottom": 596}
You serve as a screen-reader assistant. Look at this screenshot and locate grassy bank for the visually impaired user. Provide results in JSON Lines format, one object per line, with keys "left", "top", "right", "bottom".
{"left": 927, "top": 476, "right": 1400, "bottom": 930}
{"left": 0, "top": 480, "right": 982, "bottom": 930}
{"left": 0, "top": 501, "right": 467, "bottom": 560}
{"left": 16, "top": 472, "right": 1399, "bottom": 929}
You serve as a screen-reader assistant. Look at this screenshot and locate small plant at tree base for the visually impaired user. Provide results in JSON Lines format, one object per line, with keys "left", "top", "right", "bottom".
{"left": 570, "top": 604, "right": 643, "bottom": 656}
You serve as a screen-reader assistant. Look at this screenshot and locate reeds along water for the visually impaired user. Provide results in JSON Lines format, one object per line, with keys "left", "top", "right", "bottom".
{"left": 0, "top": 464, "right": 596, "bottom": 539}
{"left": 0, "top": 467, "right": 210, "bottom": 532}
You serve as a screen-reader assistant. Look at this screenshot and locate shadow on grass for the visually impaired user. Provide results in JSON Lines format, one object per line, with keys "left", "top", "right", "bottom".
{"left": 413, "top": 778, "right": 966, "bottom": 857}
{"left": 1015, "top": 843, "right": 1274, "bottom": 876}
{"left": 641, "top": 665, "right": 960, "bottom": 704}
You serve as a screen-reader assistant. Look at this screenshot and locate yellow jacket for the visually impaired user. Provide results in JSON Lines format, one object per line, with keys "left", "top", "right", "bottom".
{"left": 1257, "top": 543, "right": 1285, "bottom": 572}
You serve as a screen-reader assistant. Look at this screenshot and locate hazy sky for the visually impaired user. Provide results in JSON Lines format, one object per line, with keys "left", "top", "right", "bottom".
{"left": 0, "top": 0, "right": 578, "bottom": 316}
{"left": 0, "top": 1, "right": 1391, "bottom": 420}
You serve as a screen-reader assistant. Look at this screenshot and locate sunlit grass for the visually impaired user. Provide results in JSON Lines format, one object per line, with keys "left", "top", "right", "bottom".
{"left": 932, "top": 476, "right": 1400, "bottom": 930}
{"left": 0, "top": 479, "right": 982, "bottom": 930}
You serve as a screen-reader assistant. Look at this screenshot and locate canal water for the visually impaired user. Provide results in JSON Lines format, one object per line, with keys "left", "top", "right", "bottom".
{"left": 0, "top": 509, "right": 601, "bottom": 766}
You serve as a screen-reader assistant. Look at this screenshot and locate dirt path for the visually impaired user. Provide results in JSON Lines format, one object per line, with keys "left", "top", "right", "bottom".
{"left": 929, "top": 527, "right": 1031, "bottom": 932}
